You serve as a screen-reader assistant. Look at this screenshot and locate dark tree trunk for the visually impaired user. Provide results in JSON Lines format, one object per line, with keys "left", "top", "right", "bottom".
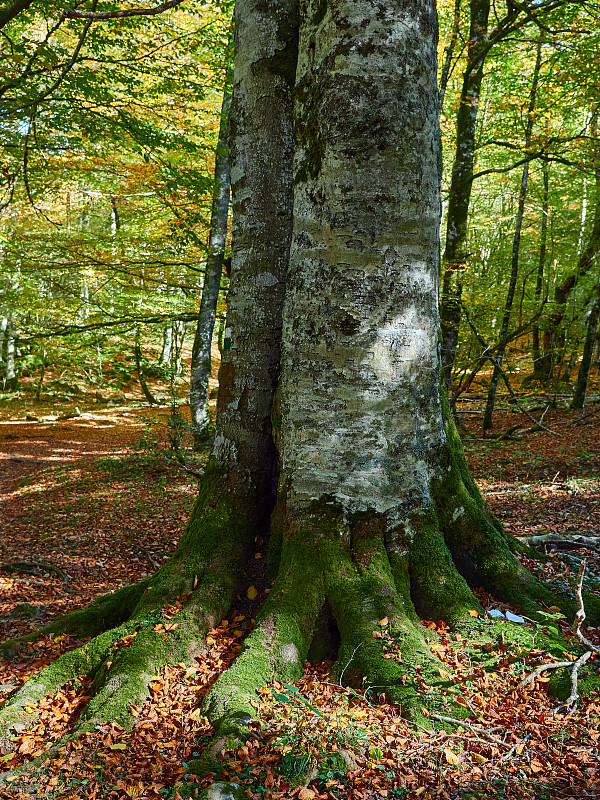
{"left": 482, "top": 42, "right": 542, "bottom": 431}
{"left": 537, "top": 113, "right": 600, "bottom": 382}
{"left": 190, "top": 84, "right": 232, "bottom": 448}
{"left": 572, "top": 293, "right": 600, "bottom": 409}
{"left": 531, "top": 158, "right": 550, "bottom": 380}
{"left": 440, "top": 0, "right": 490, "bottom": 384}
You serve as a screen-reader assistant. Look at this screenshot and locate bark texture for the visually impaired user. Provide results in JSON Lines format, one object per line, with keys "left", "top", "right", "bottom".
{"left": 190, "top": 85, "right": 232, "bottom": 447}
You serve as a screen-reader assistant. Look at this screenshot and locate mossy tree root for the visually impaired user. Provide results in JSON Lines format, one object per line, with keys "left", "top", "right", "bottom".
{"left": 0, "top": 472, "right": 258, "bottom": 768}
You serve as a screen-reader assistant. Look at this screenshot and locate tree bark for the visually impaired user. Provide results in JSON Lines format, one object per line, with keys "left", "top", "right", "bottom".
{"left": 440, "top": 0, "right": 490, "bottom": 384}
{"left": 531, "top": 157, "right": 550, "bottom": 380}
{"left": 482, "top": 42, "right": 542, "bottom": 431}
{"left": 571, "top": 292, "right": 600, "bottom": 409}
{"left": 4, "top": 317, "right": 17, "bottom": 391}
{"left": 537, "top": 113, "right": 600, "bottom": 382}
{"left": 190, "top": 84, "right": 232, "bottom": 448}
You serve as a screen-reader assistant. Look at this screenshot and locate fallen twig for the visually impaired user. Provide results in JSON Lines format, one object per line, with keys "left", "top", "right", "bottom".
{"left": 0, "top": 561, "right": 71, "bottom": 581}
{"left": 520, "top": 559, "right": 598, "bottom": 714}
{"left": 430, "top": 713, "right": 506, "bottom": 746}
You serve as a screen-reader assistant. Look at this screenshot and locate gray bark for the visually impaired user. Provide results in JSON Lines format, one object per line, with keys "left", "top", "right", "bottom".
{"left": 159, "top": 325, "right": 173, "bottom": 366}
{"left": 209, "top": 0, "right": 298, "bottom": 519}
{"left": 5, "top": 317, "right": 16, "bottom": 391}
{"left": 0, "top": 317, "right": 7, "bottom": 363}
{"left": 277, "top": 0, "right": 443, "bottom": 526}
{"left": 190, "top": 86, "right": 232, "bottom": 446}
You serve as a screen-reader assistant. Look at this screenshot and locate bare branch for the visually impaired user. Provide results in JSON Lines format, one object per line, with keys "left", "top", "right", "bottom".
{"left": 63, "top": 0, "right": 186, "bottom": 21}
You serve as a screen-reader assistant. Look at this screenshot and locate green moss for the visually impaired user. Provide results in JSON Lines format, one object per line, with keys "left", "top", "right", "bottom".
{"left": 294, "top": 77, "right": 326, "bottom": 184}
{"left": 407, "top": 508, "right": 479, "bottom": 625}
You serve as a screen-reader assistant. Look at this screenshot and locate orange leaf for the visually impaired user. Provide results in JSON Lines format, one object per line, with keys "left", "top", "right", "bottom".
{"left": 468, "top": 609, "right": 479, "bottom": 617}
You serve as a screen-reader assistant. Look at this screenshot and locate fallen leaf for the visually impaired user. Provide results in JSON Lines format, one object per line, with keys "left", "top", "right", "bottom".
{"left": 246, "top": 586, "right": 258, "bottom": 600}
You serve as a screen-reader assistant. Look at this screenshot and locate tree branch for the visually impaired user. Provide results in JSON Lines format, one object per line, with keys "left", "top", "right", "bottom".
{"left": 63, "top": 0, "right": 186, "bottom": 20}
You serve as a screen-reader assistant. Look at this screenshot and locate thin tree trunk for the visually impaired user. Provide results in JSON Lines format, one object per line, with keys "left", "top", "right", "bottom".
{"left": 35, "top": 349, "right": 46, "bottom": 401}
{"left": 539, "top": 112, "right": 600, "bottom": 381}
{"left": 159, "top": 325, "right": 173, "bottom": 366}
{"left": 531, "top": 157, "right": 550, "bottom": 380}
{"left": 572, "top": 293, "right": 600, "bottom": 409}
{"left": 440, "top": 0, "right": 490, "bottom": 383}
{"left": 190, "top": 84, "right": 232, "bottom": 447}
{"left": 5, "top": 317, "right": 17, "bottom": 391}
{"left": 134, "top": 329, "right": 159, "bottom": 406}
{"left": 483, "top": 42, "right": 542, "bottom": 430}
{"left": 439, "top": 0, "right": 462, "bottom": 110}
{"left": 0, "top": 316, "right": 7, "bottom": 364}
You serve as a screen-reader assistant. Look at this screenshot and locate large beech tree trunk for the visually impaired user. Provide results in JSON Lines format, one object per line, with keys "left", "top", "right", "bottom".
{"left": 2, "top": 0, "right": 598, "bottom": 787}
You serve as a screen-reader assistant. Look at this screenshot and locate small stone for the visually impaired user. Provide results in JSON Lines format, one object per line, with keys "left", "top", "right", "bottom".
{"left": 199, "top": 782, "right": 246, "bottom": 800}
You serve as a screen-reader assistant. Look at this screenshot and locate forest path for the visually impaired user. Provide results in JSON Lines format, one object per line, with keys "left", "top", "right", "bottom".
{"left": 0, "top": 409, "right": 145, "bottom": 501}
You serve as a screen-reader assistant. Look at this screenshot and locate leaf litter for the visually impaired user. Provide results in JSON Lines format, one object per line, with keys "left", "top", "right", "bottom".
{"left": 0, "top": 403, "right": 600, "bottom": 798}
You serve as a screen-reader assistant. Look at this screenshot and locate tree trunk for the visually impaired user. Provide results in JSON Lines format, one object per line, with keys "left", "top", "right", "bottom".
{"left": 4, "top": 317, "right": 17, "bottom": 391}
{"left": 0, "top": 316, "right": 7, "bottom": 364}
{"left": 482, "top": 42, "right": 542, "bottom": 431}
{"left": 2, "top": 0, "right": 597, "bottom": 787}
{"left": 571, "top": 291, "right": 600, "bottom": 409}
{"left": 440, "top": 0, "right": 490, "bottom": 384}
{"left": 531, "top": 157, "right": 550, "bottom": 380}
{"left": 134, "top": 329, "right": 159, "bottom": 406}
{"left": 190, "top": 84, "right": 232, "bottom": 448}
{"left": 537, "top": 113, "right": 600, "bottom": 381}
{"left": 159, "top": 324, "right": 173, "bottom": 366}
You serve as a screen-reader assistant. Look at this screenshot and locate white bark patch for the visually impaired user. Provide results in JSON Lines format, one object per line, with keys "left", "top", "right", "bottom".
{"left": 452, "top": 506, "right": 465, "bottom": 522}
{"left": 279, "top": 643, "right": 300, "bottom": 664}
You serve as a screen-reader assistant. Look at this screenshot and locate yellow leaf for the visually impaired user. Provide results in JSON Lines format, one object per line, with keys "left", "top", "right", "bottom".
{"left": 468, "top": 609, "right": 479, "bottom": 617}
{"left": 193, "top": 575, "right": 198, "bottom": 590}
{"left": 421, "top": 706, "right": 429, "bottom": 717}
{"left": 298, "top": 789, "right": 315, "bottom": 800}
{"left": 415, "top": 788, "right": 425, "bottom": 796}
{"left": 516, "top": 741, "right": 526, "bottom": 755}
{"left": 444, "top": 748, "right": 460, "bottom": 765}
{"left": 379, "top": 617, "right": 389, "bottom": 626}
{"left": 473, "top": 753, "right": 487, "bottom": 763}
{"left": 106, "top": 661, "right": 112, "bottom": 671}
{"left": 549, "top": 606, "right": 561, "bottom": 613}
{"left": 164, "top": 623, "right": 179, "bottom": 631}
{"left": 247, "top": 586, "right": 258, "bottom": 600}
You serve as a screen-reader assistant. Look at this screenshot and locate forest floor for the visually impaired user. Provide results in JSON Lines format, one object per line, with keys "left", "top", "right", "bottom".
{"left": 0, "top": 391, "right": 600, "bottom": 800}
